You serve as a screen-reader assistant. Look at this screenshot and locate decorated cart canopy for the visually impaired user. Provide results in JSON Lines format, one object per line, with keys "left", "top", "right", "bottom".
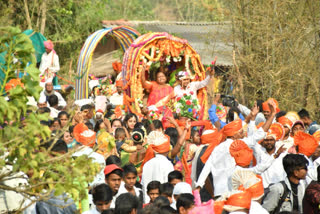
{"left": 121, "top": 32, "right": 208, "bottom": 120}
{"left": 75, "top": 26, "right": 140, "bottom": 100}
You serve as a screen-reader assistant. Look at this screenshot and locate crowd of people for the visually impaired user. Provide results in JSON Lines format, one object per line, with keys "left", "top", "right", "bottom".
{"left": 2, "top": 40, "right": 320, "bottom": 214}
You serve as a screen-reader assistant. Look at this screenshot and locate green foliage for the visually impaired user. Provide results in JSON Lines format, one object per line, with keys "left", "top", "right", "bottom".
{"left": 0, "top": 27, "right": 100, "bottom": 211}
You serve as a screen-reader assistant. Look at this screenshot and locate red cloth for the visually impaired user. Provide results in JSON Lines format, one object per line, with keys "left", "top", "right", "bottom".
{"left": 44, "top": 40, "right": 54, "bottom": 50}
{"left": 147, "top": 81, "right": 173, "bottom": 106}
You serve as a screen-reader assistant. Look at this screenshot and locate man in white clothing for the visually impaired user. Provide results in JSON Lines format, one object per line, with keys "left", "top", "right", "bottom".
{"left": 39, "top": 40, "right": 60, "bottom": 87}
{"left": 141, "top": 131, "right": 174, "bottom": 203}
{"left": 109, "top": 80, "right": 124, "bottom": 106}
{"left": 195, "top": 101, "right": 277, "bottom": 197}
{"left": 39, "top": 82, "right": 66, "bottom": 108}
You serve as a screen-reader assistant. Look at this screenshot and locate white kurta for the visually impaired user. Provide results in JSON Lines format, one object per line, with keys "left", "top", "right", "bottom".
{"left": 39, "top": 90, "right": 67, "bottom": 108}
{"left": 109, "top": 92, "right": 123, "bottom": 106}
{"left": 250, "top": 201, "right": 269, "bottom": 214}
{"left": 39, "top": 51, "right": 60, "bottom": 76}
{"left": 275, "top": 136, "right": 294, "bottom": 151}
{"left": 141, "top": 154, "right": 174, "bottom": 203}
{"left": 174, "top": 76, "right": 211, "bottom": 101}
{"left": 195, "top": 127, "right": 266, "bottom": 196}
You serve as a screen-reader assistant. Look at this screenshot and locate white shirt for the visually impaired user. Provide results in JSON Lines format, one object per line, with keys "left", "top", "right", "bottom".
{"left": 174, "top": 76, "right": 211, "bottom": 101}
{"left": 261, "top": 152, "right": 287, "bottom": 188}
{"left": 72, "top": 147, "right": 106, "bottom": 186}
{"left": 82, "top": 208, "right": 100, "bottom": 214}
{"left": 39, "top": 51, "right": 60, "bottom": 76}
{"left": 250, "top": 201, "right": 268, "bottom": 214}
{"left": 195, "top": 127, "right": 266, "bottom": 196}
{"left": 141, "top": 154, "right": 174, "bottom": 203}
{"left": 49, "top": 107, "right": 60, "bottom": 118}
{"left": 39, "top": 90, "right": 67, "bottom": 108}
{"left": 275, "top": 136, "right": 294, "bottom": 151}
{"left": 109, "top": 92, "right": 123, "bottom": 106}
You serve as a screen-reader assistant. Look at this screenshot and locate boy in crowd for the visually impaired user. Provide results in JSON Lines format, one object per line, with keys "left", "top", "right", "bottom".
{"left": 159, "top": 182, "right": 174, "bottom": 204}
{"left": 168, "top": 170, "right": 183, "bottom": 187}
{"left": 104, "top": 164, "right": 123, "bottom": 208}
{"left": 83, "top": 184, "right": 113, "bottom": 214}
{"left": 143, "top": 181, "right": 161, "bottom": 207}
{"left": 115, "top": 193, "right": 140, "bottom": 214}
{"left": 117, "top": 164, "right": 143, "bottom": 204}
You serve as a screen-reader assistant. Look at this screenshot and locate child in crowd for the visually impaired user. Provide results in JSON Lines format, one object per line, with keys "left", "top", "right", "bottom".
{"left": 143, "top": 181, "right": 161, "bottom": 207}
{"left": 118, "top": 164, "right": 143, "bottom": 206}
{"left": 159, "top": 182, "right": 174, "bottom": 204}
{"left": 168, "top": 170, "right": 183, "bottom": 187}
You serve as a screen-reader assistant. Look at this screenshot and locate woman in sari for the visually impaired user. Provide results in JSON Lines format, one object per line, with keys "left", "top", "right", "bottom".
{"left": 141, "top": 66, "right": 173, "bottom": 117}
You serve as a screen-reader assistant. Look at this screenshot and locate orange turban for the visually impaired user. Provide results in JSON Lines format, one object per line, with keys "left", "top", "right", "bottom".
{"left": 115, "top": 80, "right": 123, "bottom": 87}
{"left": 244, "top": 175, "right": 264, "bottom": 200}
{"left": 277, "top": 116, "right": 293, "bottom": 129}
{"left": 112, "top": 62, "right": 122, "bottom": 72}
{"left": 224, "top": 191, "right": 252, "bottom": 210}
{"left": 213, "top": 201, "right": 225, "bottom": 214}
{"left": 5, "top": 79, "right": 24, "bottom": 92}
{"left": 267, "top": 123, "right": 285, "bottom": 141}
{"left": 229, "top": 140, "right": 253, "bottom": 167}
{"left": 313, "top": 130, "right": 320, "bottom": 142}
{"left": 200, "top": 129, "right": 218, "bottom": 145}
{"left": 294, "top": 131, "right": 319, "bottom": 157}
{"left": 141, "top": 131, "right": 170, "bottom": 170}
{"left": 221, "top": 119, "right": 242, "bottom": 137}
{"left": 73, "top": 123, "right": 96, "bottom": 147}
{"left": 262, "top": 98, "right": 280, "bottom": 113}
{"left": 200, "top": 131, "right": 224, "bottom": 163}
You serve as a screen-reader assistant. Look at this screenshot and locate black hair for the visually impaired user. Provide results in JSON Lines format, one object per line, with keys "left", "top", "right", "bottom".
{"left": 49, "top": 118, "right": 60, "bottom": 128}
{"left": 159, "top": 182, "right": 174, "bottom": 197}
{"left": 37, "top": 107, "right": 51, "bottom": 114}
{"left": 147, "top": 181, "right": 161, "bottom": 193}
{"left": 43, "top": 139, "right": 68, "bottom": 153}
{"left": 168, "top": 170, "right": 183, "bottom": 183}
{"left": 115, "top": 193, "right": 140, "bottom": 214}
{"left": 276, "top": 111, "right": 287, "bottom": 120}
{"left": 111, "top": 118, "right": 123, "bottom": 127}
{"left": 122, "top": 163, "right": 137, "bottom": 177}
{"left": 123, "top": 113, "right": 138, "bottom": 130}
{"left": 106, "top": 155, "right": 121, "bottom": 167}
{"left": 140, "top": 205, "right": 161, "bottom": 214}
{"left": 226, "top": 106, "right": 241, "bottom": 123}
{"left": 94, "top": 119, "right": 104, "bottom": 132}
{"left": 115, "top": 127, "right": 126, "bottom": 139}
{"left": 58, "top": 111, "right": 69, "bottom": 119}
{"left": 165, "top": 127, "right": 178, "bottom": 147}
{"left": 283, "top": 154, "right": 309, "bottom": 177}
{"left": 69, "top": 125, "right": 74, "bottom": 135}
{"left": 85, "top": 122, "right": 94, "bottom": 130}
{"left": 105, "top": 110, "right": 115, "bottom": 119}
{"left": 92, "top": 183, "right": 113, "bottom": 204}
{"left": 153, "top": 120, "right": 163, "bottom": 130}
{"left": 317, "top": 165, "right": 320, "bottom": 182}
{"left": 141, "top": 119, "right": 152, "bottom": 135}
{"left": 153, "top": 196, "right": 170, "bottom": 208}
{"left": 256, "top": 99, "right": 264, "bottom": 113}
{"left": 81, "top": 104, "right": 93, "bottom": 111}
{"left": 40, "top": 120, "right": 49, "bottom": 126}
{"left": 48, "top": 94, "right": 58, "bottom": 107}
{"left": 131, "top": 128, "right": 145, "bottom": 144}
{"left": 160, "top": 206, "right": 178, "bottom": 214}
{"left": 176, "top": 193, "right": 195, "bottom": 211}
{"left": 101, "top": 209, "right": 114, "bottom": 214}
{"left": 105, "top": 169, "right": 123, "bottom": 180}
{"left": 298, "top": 108, "right": 310, "bottom": 119}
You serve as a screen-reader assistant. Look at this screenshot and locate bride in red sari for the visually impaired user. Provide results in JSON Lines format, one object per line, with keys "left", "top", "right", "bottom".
{"left": 141, "top": 67, "right": 173, "bottom": 117}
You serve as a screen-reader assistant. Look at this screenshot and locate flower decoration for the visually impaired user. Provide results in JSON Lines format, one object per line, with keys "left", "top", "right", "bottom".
{"left": 174, "top": 91, "right": 199, "bottom": 120}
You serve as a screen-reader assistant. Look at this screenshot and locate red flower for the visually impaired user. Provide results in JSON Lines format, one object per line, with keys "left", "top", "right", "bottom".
{"left": 186, "top": 100, "right": 192, "bottom": 105}
{"left": 177, "top": 97, "right": 181, "bottom": 101}
{"left": 190, "top": 91, "right": 194, "bottom": 95}
{"left": 183, "top": 93, "right": 187, "bottom": 96}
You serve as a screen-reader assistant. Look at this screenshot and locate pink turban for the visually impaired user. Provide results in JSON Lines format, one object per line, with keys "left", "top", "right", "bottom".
{"left": 44, "top": 40, "right": 54, "bottom": 50}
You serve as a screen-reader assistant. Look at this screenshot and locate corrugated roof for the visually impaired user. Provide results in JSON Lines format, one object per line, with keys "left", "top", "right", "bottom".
{"left": 102, "top": 21, "right": 234, "bottom": 66}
